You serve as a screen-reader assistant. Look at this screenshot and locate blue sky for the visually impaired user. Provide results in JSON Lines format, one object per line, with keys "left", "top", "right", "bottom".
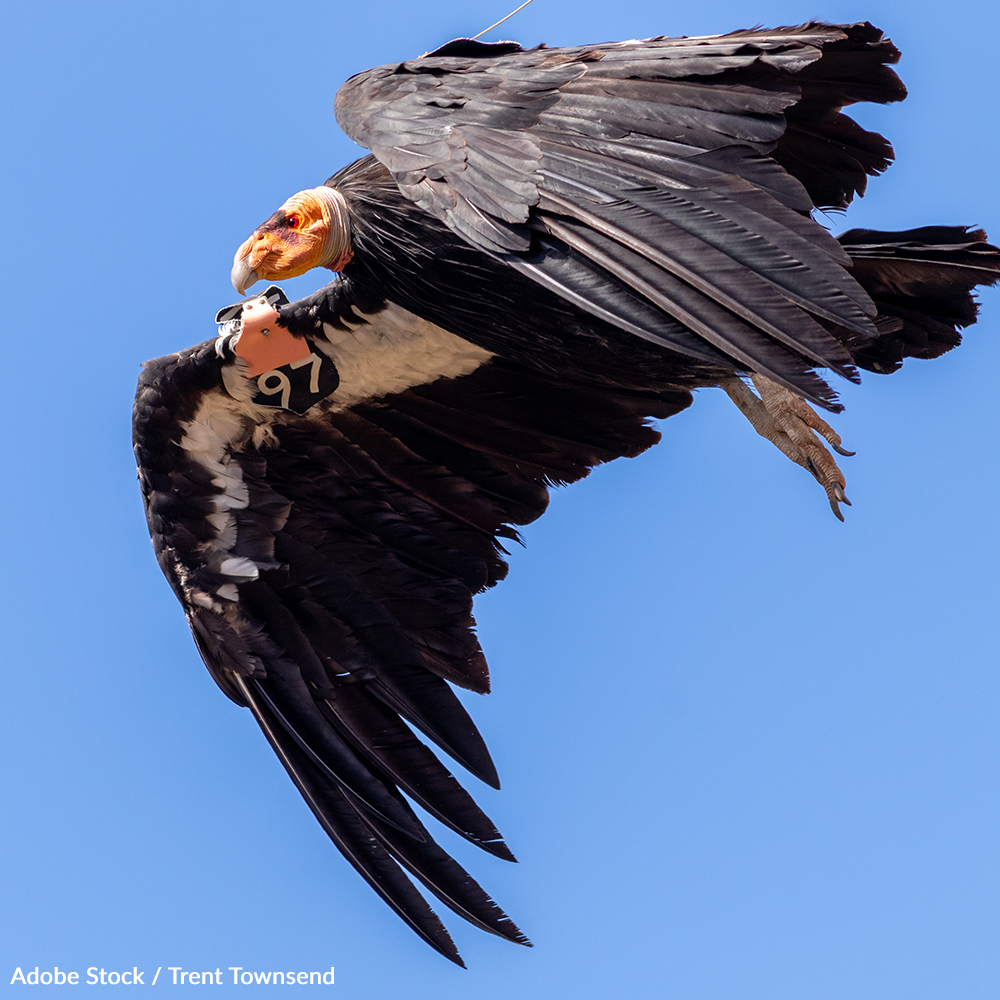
{"left": 3, "top": 0, "right": 999, "bottom": 996}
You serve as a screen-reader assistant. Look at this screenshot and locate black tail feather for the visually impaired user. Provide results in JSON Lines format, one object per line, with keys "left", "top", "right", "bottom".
{"left": 839, "top": 227, "right": 1000, "bottom": 373}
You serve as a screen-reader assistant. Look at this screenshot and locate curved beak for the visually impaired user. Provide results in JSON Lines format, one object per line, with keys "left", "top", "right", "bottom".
{"left": 231, "top": 254, "right": 260, "bottom": 296}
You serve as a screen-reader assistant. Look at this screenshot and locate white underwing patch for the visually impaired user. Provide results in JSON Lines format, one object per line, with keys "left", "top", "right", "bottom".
{"left": 315, "top": 301, "right": 493, "bottom": 409}
{"left": 178, "top": 392, "right": 275, "bottom": 608}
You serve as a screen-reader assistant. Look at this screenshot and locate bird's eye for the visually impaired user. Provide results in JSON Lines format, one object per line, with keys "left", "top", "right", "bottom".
{"left": 286, "top": 213, "right": 301, "bottom": 229}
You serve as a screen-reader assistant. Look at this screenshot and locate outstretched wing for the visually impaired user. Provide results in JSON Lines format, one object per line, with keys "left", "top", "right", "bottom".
{"left": 133, "top": 331, "right": 689, "bottom": 963}
{"left": 334, "top": 23, "right": 907, "bottom": 407}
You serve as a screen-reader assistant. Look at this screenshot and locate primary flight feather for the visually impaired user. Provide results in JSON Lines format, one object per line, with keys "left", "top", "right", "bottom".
{"left": 134, "top": 22, "right": 1000, "bottom": 964}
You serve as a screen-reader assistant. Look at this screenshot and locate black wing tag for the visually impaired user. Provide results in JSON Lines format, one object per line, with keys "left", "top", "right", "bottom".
{"left": 216, "top": 287, "right": 340, "bottom": 414}
{"left": 249, "top": 354, "right": 340, "bottom": 413}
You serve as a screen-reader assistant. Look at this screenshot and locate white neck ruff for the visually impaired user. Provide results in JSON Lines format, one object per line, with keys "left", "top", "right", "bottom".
{"left": 308, "top": 186, "right": 353, "bottom": 272}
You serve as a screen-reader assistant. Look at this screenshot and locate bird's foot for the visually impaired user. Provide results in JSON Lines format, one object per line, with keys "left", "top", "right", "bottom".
{"left": 720, "top": 374, "right": 854, "bottom": 521}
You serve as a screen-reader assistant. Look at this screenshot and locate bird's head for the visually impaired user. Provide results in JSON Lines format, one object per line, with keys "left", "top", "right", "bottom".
{"left": 231, "top": 186, "right": 353, "bottom": 295}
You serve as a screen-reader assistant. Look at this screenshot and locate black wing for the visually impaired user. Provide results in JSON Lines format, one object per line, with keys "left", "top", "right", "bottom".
{"left": 133, "top": 331, "right": 689, "bottom": 963}
{"left": 334, "top": 23, "right": 906, "bottom": 407}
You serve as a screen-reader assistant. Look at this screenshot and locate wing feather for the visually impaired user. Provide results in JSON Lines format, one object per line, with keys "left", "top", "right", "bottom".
{"left": 334, "top": 23, "right": 903, "bottom": 405}
{"left": 235, "top": 676, "right": 467, "bottom": 967}
{"left": 134, "top": 337, "right": 691, "bottom": 958}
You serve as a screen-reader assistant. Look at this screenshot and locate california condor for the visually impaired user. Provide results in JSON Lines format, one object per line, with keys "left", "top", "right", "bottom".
{"left": 133, "top": 22, "right": 1000, "bottom": 964}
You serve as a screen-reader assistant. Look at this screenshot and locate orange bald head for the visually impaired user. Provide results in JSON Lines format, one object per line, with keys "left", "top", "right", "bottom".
{"left": 231, "top": 186, "right": 353, "bottom": 295}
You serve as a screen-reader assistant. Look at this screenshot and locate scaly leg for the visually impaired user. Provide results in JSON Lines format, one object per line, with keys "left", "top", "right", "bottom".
{"left": 720, "top": 375, "right": 854, "bottom": 520}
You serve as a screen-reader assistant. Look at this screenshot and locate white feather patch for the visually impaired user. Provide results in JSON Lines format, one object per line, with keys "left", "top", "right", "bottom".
{"left": 179, "top": 392, "right": 273, "bottom": 607}
{"left": 315, "top": 302, "right": 493, "bottom": 409}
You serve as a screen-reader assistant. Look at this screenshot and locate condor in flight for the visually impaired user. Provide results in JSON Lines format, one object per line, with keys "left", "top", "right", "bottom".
{"left": 134, "top": 23, "right": 999, "bottom": 964}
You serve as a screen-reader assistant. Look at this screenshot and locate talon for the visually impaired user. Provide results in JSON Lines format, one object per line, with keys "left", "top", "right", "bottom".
{"left": 722, "top": 374, "right": 855, "bottom": 518}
